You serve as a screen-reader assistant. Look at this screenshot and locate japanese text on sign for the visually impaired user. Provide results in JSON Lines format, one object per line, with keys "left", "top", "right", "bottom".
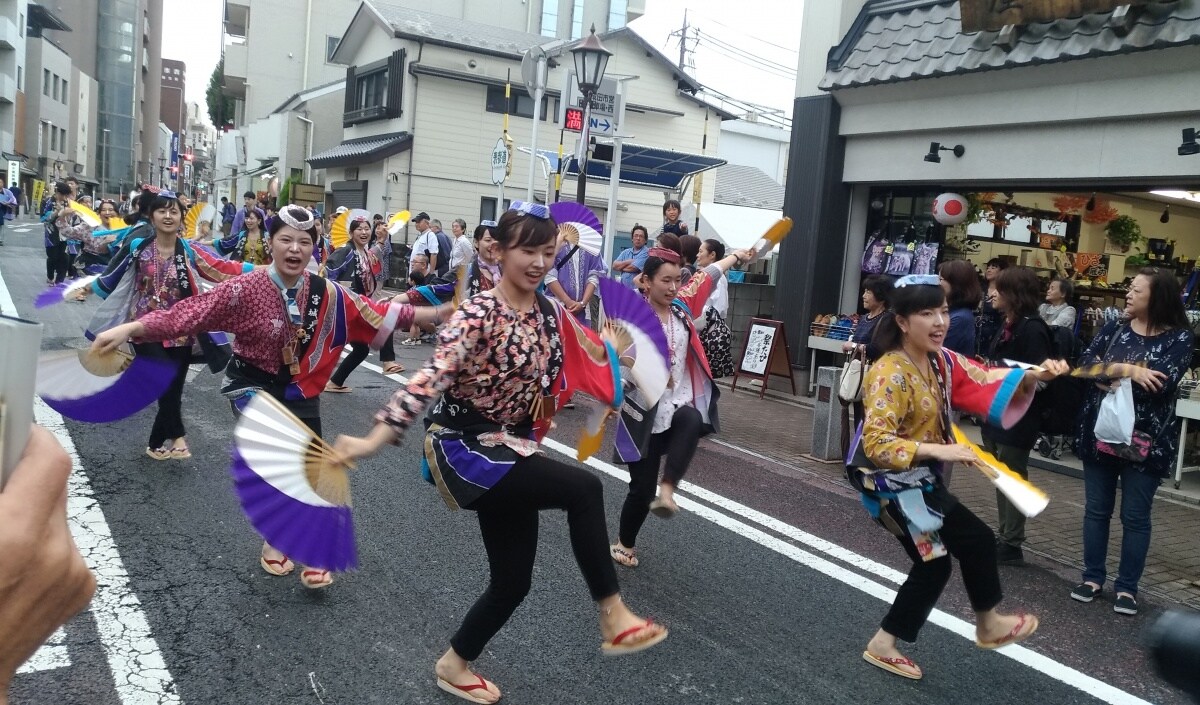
{"left": 741, "top": 324, "right": 777, "bottom": 376}
{"left": 564, "top": 107, "right": 584, "bottom": 132}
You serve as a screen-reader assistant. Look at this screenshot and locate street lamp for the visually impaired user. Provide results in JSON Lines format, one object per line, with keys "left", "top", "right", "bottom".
{"left": 571, "top": 24, "right": 612, "bottom": 206}
{"left": 99, "top": 128, "right": 110, "bottom": 201}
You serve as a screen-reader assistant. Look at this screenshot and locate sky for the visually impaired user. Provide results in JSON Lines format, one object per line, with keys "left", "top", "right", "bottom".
{"left": 162, "top": 0, "right": 804, "bottom": 126}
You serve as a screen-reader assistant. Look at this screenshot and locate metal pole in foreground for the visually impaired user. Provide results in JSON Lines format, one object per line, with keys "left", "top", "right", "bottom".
{"left": 574, "top": 96, "right": 592, "bottom": 206}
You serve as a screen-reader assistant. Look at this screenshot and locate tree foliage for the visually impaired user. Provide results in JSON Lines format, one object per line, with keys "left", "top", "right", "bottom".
{"left": 205, "top": 59, "right": 235, "bottom": 128}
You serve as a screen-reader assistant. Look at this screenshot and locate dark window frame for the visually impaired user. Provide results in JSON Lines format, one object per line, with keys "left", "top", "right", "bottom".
{"left": 485, "top": 86, "right": 551, "bottom": 121}
{"left": 343, "top": 51, "right": 405, "bottom": 127}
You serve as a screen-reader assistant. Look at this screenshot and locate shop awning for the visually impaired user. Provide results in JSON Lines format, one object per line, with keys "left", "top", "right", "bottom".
{"left": 308, "top": 132, "right": 413, "bottom": 170}
{"left": 565, "top": 143, "right": 726, "bottom": 191}
{"left": 691, "top": 202, "right": 782, "bottom": 259}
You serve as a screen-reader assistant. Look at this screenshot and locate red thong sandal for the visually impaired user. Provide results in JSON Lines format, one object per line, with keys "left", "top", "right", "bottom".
{"left": 259, "top": 554, "right": 295, "bottom": 576}
{"left": 976, "top": 613, "right": 1039, "bottom": 650}
{"left": 300, "top": 568, "right": 333, "bottom": 589}
{"left": 436, "top": 674, "right": 499, "bottom": 704}
{"left": 601, "top": 619, "right": 669, "bottom": 656}
{"left": 862, "top": 650, "right": 923, "bottom": 679}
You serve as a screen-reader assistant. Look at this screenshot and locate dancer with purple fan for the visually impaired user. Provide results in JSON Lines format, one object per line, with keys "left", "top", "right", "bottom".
{"left": 91, "top": 205, "right": 450, "bottom": 589}
{"left": 334, "top": 202, "right": 668, "bottom": 704}
{"left": 609, "top": 241, "right": 754, "bottom": 569}
{"left": 88, "top": 190, "right": 252, "bottom": 461}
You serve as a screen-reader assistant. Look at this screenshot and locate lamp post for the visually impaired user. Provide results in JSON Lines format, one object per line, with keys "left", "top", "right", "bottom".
{"left": 571, "top": 25, "right": 612, "bottom": 206}
{"left": 100, "top": 128, "right": 110, "bottom": 201}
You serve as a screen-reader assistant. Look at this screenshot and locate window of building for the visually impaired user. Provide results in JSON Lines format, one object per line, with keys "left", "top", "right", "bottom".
{"left": 62, "top": 78, "right": 69, "bottom": 104}
{"left": 485, "top": 86, "right": 550, "bottom": 121}
{"left": 479, "top": 197, "right": 512, "bottom": 223}
{"left": 540, "top": 1, "right": 558, "bottom": 38}
{"left": 326, "top": 35, "right": 340, "bottom": 62}
{"left": 571, "top": 0, "right": 585, "bottom": 39}
{"left": 53, "top": 75, "right": 60, "bottom": 101}
{"left": 608, "top": 0, "right": 628, "bottom": 30}
{"left": 343, "top": 51, "right": 404, "bottom": 126}
{"left": 16, "top": 66, "right": 22, "bottom": 91}
{"left": 19, "top": 13, "right": 24, "bottom": 38}
{"left": 43, "top": 69, "right": 50, "bottom": 96}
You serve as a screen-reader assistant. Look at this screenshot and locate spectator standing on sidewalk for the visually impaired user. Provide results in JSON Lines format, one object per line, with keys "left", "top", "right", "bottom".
{"left": 41, "top": 182, "right": 75, "bottom": 284}
{"left": 410, "top": 212, "right": 441, "bottom": 275}
{"left": 656, "top": 199, "right": 689, "bottom": 238}
{"left": 430, "top": 219, "right": 454, "bottom": 279}
{"left": 0, "top": 177, "right": 15, "bottom": 246}
{"left": 938, "top": 259, "right": 981, "bottom": 357}
{"left": 1070, "top": 268, "right": 1193, "bottom": 616}
{"left": 842, "top": 274, "right": 894, "bottom": 426}
{"left": 977, "top": 258, "right": 1008, "bottom": 354}
{"left": 980, "top": 267, "right": 1054, "bottom": 566}
{"left": 448, "top": 218, "right": 475, "bottom": 271}
{"left": 612, "top": 224, "right": 649, "bottom": 289}
{"left": 220, "top": 196, "right": 236, "bottom": 236}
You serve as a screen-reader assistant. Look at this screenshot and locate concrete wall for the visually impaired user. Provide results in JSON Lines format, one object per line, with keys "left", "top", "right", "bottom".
{"left": 719, "top": 121, "right": 789, "bottom": 185}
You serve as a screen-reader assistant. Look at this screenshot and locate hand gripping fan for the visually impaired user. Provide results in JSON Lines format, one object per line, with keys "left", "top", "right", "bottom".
{"left": 952, "top": 425, "right": 1049, "bottom": 518}
{"left": 67, "top": 201, "right": 104, "bottom": 228}
{"left": 35, "top": 275, "right": 97, "bottom": 308}
{"left": 231, "top": 393, "right": 357, "bottom": 572}
{"left": 749, "top": 217, "right": 794, "bottom": 263}
{"left": 549, "top": 202, "right": 603, "bottom": 256}
{"left": 597, "top": 277, "right": 671, "bottom": 407}
{"left": 36, "top": 346, "right": 179, "bottom": 423}
{"left": 387, "top": 210, "right": 412, "bottom": 236}
{"left": 183, "top": 203, "right": 215, "bottom": 239}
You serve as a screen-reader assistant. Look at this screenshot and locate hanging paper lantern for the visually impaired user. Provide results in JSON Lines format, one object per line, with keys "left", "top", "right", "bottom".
{"left": 932, "top": 193, "right": 969, "bottom": 225}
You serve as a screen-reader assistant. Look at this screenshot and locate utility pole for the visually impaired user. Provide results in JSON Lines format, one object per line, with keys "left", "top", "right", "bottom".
{"left": 678, "top": 10, "right": 689, "bottom": 70}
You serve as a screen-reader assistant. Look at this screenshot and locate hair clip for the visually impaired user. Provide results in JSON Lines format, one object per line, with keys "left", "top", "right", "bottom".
{"left": 480, "top": 219, "right": 497, "bottom": 227}
{"left": 893, "top": 274, "right": 940, "bottom": 288}
{"left": 158, "top": 189, "right": 178, "bottom": 199}
{"left": 508, "top": 201, "right": 550, "bottom": 220}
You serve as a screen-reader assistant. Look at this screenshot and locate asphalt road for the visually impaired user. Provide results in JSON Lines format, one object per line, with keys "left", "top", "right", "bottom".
{"left": 1, "top": 221, "right": 1189, "bottom": 705}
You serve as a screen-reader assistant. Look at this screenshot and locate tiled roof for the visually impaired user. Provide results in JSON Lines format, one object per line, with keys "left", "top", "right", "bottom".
{"left": 369, "top": 1, "right": 550, "bottom": 59}
{"left": 821, "top": 0, "right": 1200, "bottom": 89}
{"left": 308, "top": 132, "right": 412, "bottom": 169}
{"left": 713, "top": 164, "right": 784, "bottom": 210}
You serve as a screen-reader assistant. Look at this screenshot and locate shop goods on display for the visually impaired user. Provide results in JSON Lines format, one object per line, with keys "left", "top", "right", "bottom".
{"left": 811, "top": 314, "right": 856, "bottom": 341}
{"left": 860, "top": 234, "right": 939, "bottom": 277}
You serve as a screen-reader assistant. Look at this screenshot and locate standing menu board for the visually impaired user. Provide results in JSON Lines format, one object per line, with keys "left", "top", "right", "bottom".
{"left": 732, "top": 318, "right": 796, "bottom": 399}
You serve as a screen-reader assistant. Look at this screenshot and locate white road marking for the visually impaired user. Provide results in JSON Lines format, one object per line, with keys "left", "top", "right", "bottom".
{"left": 16, "top": 629, "right": 69, "bottom": 675}
{"left": 0, "top": 264, "right": 181, "bottom": 702}
{"left": 356, "top": 357, "right": 1151, "bottom": 705}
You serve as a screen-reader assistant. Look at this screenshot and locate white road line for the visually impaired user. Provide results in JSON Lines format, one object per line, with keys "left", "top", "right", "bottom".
{"left": 0, "top": 263, "right": 181, "bottom": 702}
{"left": 16, "top": 629, "right": 69, "bottom": 675}
{"left": 358, "top": 359, "right": 1150, "bottom": 705}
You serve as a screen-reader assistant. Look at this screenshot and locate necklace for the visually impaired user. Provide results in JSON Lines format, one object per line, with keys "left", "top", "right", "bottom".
{"left": 658, "top": 306, "right": 680, "bottom": 383}
{"left": 147, "top": 240, "right": 175, "bottom": 310}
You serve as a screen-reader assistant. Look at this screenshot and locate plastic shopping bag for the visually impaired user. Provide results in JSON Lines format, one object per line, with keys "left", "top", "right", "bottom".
{"left": 1094, "top": 380, "right": 1134, "bottom": 445}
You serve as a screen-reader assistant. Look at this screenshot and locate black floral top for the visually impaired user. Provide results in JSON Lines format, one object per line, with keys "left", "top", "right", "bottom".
{"left": 1075, "top": 320, "right": 1194, "bottom": 477}
{"left": 376, "top": 292, "right": 558, "bottom": 431}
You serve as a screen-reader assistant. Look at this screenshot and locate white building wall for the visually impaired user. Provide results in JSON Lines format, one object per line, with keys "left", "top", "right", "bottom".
{"left": 718, "top": 120, "right": 789, "bottom": 184}
{"left": 0, "top": 0, "right": 29, "bottom": 154}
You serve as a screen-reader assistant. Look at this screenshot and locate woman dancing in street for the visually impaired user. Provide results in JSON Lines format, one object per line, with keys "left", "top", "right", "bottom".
{"left": 90, "top": 191, "right": 251, "bottom": 460}
{"left": 91, "top": 205, "right": 448, "bottom": 589}
{"left": 853, "top": 274, "right": 1064, "bottom": 679}
{"left": 334, "top": 203, "right": 668, "bottom": 704}
{"left": 216, "top": 206, "right": 270, "bottom": 264}
{"left": 325, "top": 215, "right": 405, "bottom": 390}
{"left": 609, "top": 243, "right": 753, "bottom": 569}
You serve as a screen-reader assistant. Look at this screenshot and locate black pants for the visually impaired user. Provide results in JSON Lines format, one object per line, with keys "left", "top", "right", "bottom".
{"left": 618, "top": 405, "right": 702, "bottom": 548}
{"left": 329, "top": 337, "right": 396, "bottom": 386}
{"left": 135, "top": 344, "right": 193, "bottom": 450}
{"left": 450, "top": 454, "right": 619, "bottom": 662}
{"left": 46, "top": 242, "right": 70, "bottom": 283}
{"left": 882, "top": 503, "right": 1003, "bottom": 643}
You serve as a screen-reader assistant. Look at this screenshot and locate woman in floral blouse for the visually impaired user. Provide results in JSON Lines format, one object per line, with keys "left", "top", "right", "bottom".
{"left": 335, "top": 203, "right": 667, "bottom": 704}
{"left": 1070, "top": 268, "right": 1194, "bottom": 616}
{"left": 854, "top": 275, "right": 1065, "bottom": 680}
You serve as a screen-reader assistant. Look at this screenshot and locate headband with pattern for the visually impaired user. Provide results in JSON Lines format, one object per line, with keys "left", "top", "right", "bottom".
{"left": 508, "top": 200, "right": 550, "bottom": 220}
{"left": 647, "top": 246, "right": 681, "bottom": 264}
{"left": 278, "top": 206, "right": 316, "bottom": 231}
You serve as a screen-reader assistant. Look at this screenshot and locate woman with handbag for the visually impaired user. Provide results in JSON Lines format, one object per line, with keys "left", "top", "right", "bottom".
{"left": 853, "top": 274, "right": 1065, "bottom": 680}
{"left": 695, "top": 238, "right": 734, "bottom": 378}
{"left": 841, "top": 275, "right": 893, "bottom": 420}
{"left": 981, "top": 267, "right": 1054, "bottom": 567}
{"left": 1070, "top": 268, "right": 1193, "bottom": 616}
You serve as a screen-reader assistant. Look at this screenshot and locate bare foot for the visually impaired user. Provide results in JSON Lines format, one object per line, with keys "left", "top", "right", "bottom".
{"left": 976, "top": 611, "right": 1039, "bottom": 648}
{"left": 598, "top": 597, "right": 667, "bottom": 646}
{"left": 435, "top": 649, "right": 501, "bottom": 704}
{"left": 865, "top": 630, "right": 922, "bottom": 678}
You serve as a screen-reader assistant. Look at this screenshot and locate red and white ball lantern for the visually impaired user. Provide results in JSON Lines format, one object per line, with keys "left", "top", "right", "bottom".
{"left": 931, "top": 193, "right": 969, "bottom": 225}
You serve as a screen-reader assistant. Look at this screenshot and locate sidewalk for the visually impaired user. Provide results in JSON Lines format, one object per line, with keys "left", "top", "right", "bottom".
{"left": 709, "top": 378, "right": 1200, "bottom": 609}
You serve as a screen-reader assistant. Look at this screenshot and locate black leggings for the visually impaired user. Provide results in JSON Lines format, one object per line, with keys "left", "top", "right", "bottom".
{"left": 450, "top": 454, "right": 619, "bottom": 662}
{"left": 329, "top": 336, "right": 397, "bottom": 386}
{"left": 618, "top": 405, "right": 703, "bottom": 548}
{"left": 46, "top": 242, "right": 70, "bottom": 283}
{"left": 135, "top": 344, "right": 193, "bottom": 450}
{"left": 882, "top": 502, "right": 1003, "bottom": 643}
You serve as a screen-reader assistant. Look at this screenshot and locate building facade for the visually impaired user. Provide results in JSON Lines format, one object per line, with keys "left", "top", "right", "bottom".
{"left": 0, "top": 0, "right": 29, "bottom": 163}
{"left": 315, "top": 2, "right": 730, "bottom": 257}
{"left": 778, "top": 0, "right": 1200, "bottom": 367}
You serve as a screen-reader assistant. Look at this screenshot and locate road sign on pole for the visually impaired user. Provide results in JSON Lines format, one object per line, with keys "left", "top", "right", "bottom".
{"left": 490, "top": 138, "right": 509, "bottom": 186}
{"left": 560, "top": 71, "right": 621, "bottom": 137}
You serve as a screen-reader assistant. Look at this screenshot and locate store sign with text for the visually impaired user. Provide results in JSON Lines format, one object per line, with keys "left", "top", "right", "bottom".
{"left": 960, "top": 0, "right": 1152, "bottom": 33}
